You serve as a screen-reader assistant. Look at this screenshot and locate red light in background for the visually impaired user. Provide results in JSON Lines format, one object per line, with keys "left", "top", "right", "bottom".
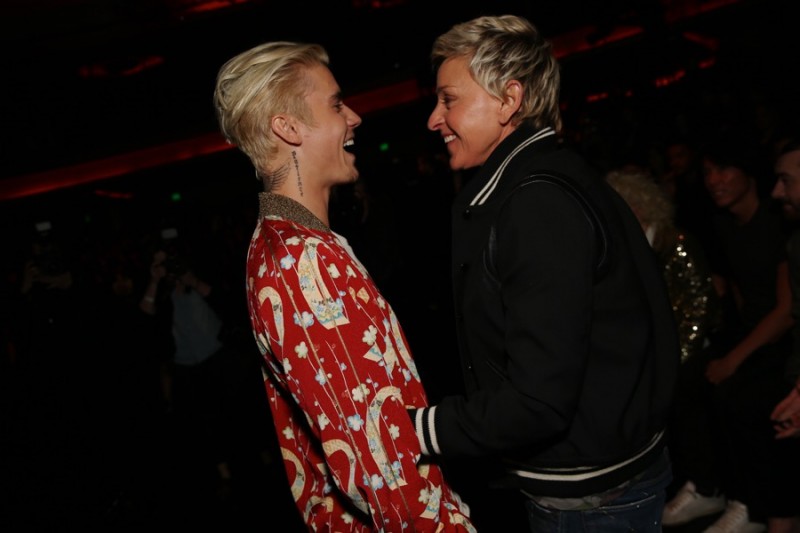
{"left": 1, "top": 0, "right": 744, "bottom": 201}
{"left": 165, "top": 0, "right": 253, "bottom": 15}
{"left": 93, "top": 189, "right": 135, "bottom": 200}
{"left": 0, "top": 132, "right": 231, "bottom": 201}
{"left": 682, "top": 31, "right": 720, "bottom": 51}
{"left": 654, "top": 69, "right": 686, "bottom": 88}
{"left": 79, "top": 55, "right": 165, "bottom": 78}
{"left": 662, "top": 0, "right": 740, "bottom": 23}
{"left": 698, "top": 58, "right": 716, "bottom": 69}
{"left": 586, "top": 92, "right": 609, "bottom": 103}
{"left": 552, "top": 25, "right": 644, "bottom": 59}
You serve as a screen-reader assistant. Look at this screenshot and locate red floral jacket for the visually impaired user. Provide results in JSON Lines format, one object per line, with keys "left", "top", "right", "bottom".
{"left": 245, "top": 193, "right": 475, "bottom": 532}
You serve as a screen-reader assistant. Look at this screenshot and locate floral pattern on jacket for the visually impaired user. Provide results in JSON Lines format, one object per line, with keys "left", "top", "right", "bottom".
{"left": 245, "top": 193, "right": 475, "bottom": 532}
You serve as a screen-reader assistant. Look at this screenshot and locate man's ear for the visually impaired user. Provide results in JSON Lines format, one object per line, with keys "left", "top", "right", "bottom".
{"left": 499, "top": 80, "right": 523, "bottom": 125}
{"left": 271, "top": 114, "right": 302, "bottom": 145}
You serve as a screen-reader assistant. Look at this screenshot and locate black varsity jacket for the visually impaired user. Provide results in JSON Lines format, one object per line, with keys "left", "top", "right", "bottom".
{"left": 412, "top": 125, "right": 679, "bottom": 498}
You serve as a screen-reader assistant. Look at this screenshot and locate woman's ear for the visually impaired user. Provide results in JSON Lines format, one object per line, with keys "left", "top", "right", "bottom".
{"left": 271, "top": 114, "right": 302, "bottom": 145}
{"left": 500, "top": 80, "right": 523, "bottom": 125}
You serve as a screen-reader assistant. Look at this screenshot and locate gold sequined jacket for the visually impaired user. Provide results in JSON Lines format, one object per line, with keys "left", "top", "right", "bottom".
{"left": 656, "top": 229, "right": 722, "bottom": 363}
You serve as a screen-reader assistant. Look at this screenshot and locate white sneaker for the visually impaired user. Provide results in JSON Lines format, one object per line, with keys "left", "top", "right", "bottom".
{"left": 703, "top": 500, "right": 766, "bottom": 533}
{"left": 662, "top": 480, "right": 726, "bottom": 526}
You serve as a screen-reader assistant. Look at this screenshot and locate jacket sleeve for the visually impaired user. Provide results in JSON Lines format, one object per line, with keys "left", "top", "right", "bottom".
{"left": 249, "top": 225, "right": 475, "bottom": 531}
{"left": 415, "top": 182, "right": 598, "bottom": 457}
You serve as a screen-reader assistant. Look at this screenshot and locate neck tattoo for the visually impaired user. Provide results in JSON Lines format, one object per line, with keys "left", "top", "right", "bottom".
{"left": 291, "top": 150, "right": 303, "bottom": 197}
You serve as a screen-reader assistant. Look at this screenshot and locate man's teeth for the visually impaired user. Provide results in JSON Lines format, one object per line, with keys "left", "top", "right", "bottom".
{"left": 444, "top": 134, "right": 456, "bottom": 144}
{"left": 344, "top": 139, "right": 354, "bottom": 147}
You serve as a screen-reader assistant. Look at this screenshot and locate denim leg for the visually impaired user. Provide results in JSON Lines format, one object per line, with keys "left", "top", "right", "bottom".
{"left": 524, "top": 451, "right": 672, "bottom": 533}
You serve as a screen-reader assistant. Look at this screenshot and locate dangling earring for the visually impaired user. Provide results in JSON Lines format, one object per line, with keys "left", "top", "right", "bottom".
{"left": 291, "top": 150, "right": 303, "bottom": 197}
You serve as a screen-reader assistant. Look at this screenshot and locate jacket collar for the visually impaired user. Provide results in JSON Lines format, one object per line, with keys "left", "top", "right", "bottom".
{"left": 469, "top": 125, "right": 558, "bottom": 207}
{"left": 258, "top": 192, "right": 330, "bottom": 233}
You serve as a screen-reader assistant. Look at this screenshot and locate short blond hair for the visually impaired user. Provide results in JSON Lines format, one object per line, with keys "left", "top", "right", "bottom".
{"left": 213, "top": 41, "right": 328, "bottom": 181}
{"left": 431, "top": 14, "right": 562, "bottom": 132}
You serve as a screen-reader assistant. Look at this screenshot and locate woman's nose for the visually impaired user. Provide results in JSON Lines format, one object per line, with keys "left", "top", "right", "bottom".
{"left": 427, "top": 105, "right": 443, "bottom": 132}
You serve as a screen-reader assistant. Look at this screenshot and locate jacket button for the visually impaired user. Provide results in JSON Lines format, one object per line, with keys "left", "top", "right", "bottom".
{"left": 459, "top": 262, "right": 469, "bottom": 271}
{"left": 462, "top": 209, "right": 471, "bottom": 220}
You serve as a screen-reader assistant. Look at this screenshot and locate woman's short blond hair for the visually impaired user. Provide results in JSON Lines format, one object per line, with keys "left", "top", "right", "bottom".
{"left": 213, "top": 41, "right": 329, "bottom": 180}
{"left": 431, "top": 14, "right": 562, "bottom": 132}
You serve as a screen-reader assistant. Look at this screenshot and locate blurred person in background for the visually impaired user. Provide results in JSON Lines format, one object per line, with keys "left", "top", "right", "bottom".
{"left": 771, "top": 137, "right": 800, "bottom": 446}
{"left": 605, "top": 168, "right": 722, "bottom": 365}
{"left": 10, "top": 220, "right": 101, "bottom": 529}
{"left": 139, "top": 226, "right": 238, "bottom": 506}
{"left": 662, "top": 133, "right": 795, "bottom": 532}
{"left": 765, "top": 137, "right": 800, "bottom": 532}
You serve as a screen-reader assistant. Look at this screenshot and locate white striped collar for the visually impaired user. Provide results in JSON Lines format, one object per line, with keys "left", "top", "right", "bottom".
{"left": 470, "top": 127, "right": 556, "bottom": 207}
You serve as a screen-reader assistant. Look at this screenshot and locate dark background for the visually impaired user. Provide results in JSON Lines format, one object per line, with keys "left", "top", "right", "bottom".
{"left": 2, "top": 0, "right": 798, "bottom": 194}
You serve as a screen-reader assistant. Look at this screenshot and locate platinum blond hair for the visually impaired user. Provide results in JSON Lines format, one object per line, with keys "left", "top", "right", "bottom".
{"left": 213, "top": 41, "right": 329, "bottom": 181}
{"left": 431, "top": 14, "right": 562, "bottom": 132}
{"left": 606, "top": 168, "right": 676, "bottom": 254}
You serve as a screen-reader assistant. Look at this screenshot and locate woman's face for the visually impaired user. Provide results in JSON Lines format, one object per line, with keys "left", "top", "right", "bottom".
{"left": 427, "top": 56, "right": 514, "bottom": 171}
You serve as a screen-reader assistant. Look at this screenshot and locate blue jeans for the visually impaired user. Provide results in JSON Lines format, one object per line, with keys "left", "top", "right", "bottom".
{"left": 524, "top": 450, "right": 672, "bottom": 532}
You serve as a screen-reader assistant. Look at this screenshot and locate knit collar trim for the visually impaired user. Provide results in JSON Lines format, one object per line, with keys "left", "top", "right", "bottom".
{"left": 258, "top": 192, "right": 330, "bottom": 233}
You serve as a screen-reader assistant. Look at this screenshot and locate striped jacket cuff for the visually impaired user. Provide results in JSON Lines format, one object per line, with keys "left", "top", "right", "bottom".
{"left": 411, "top": 406, "right": 440, "bottom": 456}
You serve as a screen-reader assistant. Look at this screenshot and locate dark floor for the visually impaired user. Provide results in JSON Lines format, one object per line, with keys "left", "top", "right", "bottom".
{"left": 3, "top": 408, "right": 303, "bottom": 533}
{"left": 2, "top": 400, "right": 726, "bottom": 533}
